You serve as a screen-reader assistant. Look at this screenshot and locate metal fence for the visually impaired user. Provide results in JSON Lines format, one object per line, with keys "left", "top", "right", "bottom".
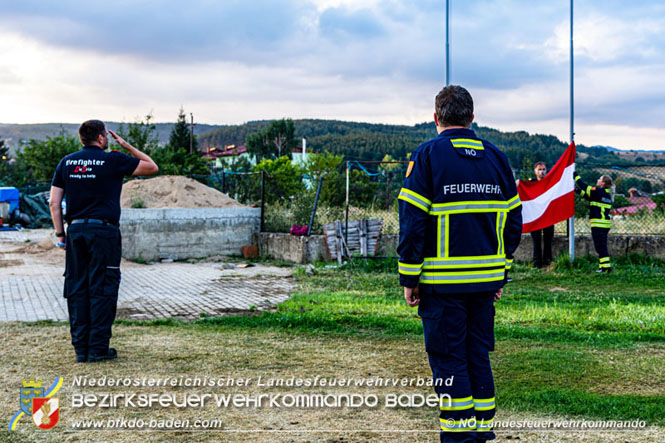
{"left": 344, "top": 161, "right": 407, "bottom": 235}
{"left": 194, "top": 161, "right": 665, "bottom": 237}
{"left": 341, "top": 160, "right": 665, "bottom": 236}
{"left": 555, "top": 162, "right": 665, "bottom": 235}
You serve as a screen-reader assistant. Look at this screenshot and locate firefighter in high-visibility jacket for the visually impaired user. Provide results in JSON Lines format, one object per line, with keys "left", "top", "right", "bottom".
{"left": 574, "top": 173, "right": 614, "bottom": 272}
{"left": 398, "top": 85, "right": 522, "bottom": 443}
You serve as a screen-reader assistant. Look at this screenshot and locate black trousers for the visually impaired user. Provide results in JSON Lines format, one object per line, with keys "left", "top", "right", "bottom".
{"left": 419, "top": 293, "right": 496, "bottom": 442}
{"left": 591, "top": 227, "right": 610, "bottom": 267}
{"left": 64, "top": 223, "right": 122, "bottom": 358}
{"left": 530, "top": 225, "right": 554, "bottom": 267}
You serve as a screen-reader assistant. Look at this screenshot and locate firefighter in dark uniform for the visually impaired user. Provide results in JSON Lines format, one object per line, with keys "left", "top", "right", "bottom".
{"left": 49, "top": 120, "right": 158, "bottom": 362}
{"left": 526, "top": 162, "right": 555, "bottom": 267}
{"left": 574, "top": 173, "right": 613, "bottom": 272}
{"left": 398, "top": 86, "right": 522, "bottom": 442}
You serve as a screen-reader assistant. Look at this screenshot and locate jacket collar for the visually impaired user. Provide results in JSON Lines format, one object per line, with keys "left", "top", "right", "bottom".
{"left": 439, "top": 128, "right": 476, "bottom": 138}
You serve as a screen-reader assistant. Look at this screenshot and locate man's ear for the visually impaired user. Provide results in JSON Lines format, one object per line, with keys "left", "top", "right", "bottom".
{"left": 470, "top": 113, "right": 475, "bottom": 124}
{"left": 434, "top": 112, "right": 439, "bottom": 126}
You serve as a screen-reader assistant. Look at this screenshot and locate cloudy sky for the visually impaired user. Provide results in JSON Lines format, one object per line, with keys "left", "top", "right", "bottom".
{"left": 0, "top": 0, "right": 663, "bottom": 150}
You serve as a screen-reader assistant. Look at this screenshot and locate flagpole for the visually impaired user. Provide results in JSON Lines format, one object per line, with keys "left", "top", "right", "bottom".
{"left": 445, "top": 0, "right": 450, "bottom": 85}
{"left": 568, "top": 0, "right": 575, "bottom": 261}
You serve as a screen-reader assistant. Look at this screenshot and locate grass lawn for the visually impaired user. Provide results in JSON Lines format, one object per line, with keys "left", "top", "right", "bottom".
{"left": 1, "top": 255, "right": 663, "bottom": 442}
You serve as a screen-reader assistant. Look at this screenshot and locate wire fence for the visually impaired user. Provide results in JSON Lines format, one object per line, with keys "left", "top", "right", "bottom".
{"left": 7, "top": 160, "right": 665, "bottom": 236}
{"left": 344, "top": 161, "right": 407, "bottom": 235}
{"left": 195, "top": 161, "right": 665, "bottom": 237}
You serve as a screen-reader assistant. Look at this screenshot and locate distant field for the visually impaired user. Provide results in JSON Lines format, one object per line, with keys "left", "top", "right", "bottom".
{"left": 614, "top": 150, "right": 665, "bottom": 162}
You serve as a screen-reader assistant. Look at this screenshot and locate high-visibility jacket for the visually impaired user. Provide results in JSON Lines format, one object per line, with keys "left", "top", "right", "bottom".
{"left": 397, "top": 128, "right": 523, "bottom": 294}
{"left": 574, "top": 175, "right": 612, "bottom": 229}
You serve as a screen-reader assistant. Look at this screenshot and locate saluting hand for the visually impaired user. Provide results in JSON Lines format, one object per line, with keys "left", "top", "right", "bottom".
{"left": 404, "top": 286, "right": 420, "bottom": 307}
{"left": 108, "top": 130, "right": 130, "bottom": 149}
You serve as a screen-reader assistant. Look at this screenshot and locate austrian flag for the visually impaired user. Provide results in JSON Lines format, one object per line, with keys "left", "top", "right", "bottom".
{"left": 518, "top": 142, "right": 576, "bottom": 233}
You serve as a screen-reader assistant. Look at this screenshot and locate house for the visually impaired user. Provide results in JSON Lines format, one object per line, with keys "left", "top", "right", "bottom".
{"left": 203, "top": 145, "right": 255, "bottom": 169}
{"left": 612, "top": 196, "right": 656, "bottom": 215}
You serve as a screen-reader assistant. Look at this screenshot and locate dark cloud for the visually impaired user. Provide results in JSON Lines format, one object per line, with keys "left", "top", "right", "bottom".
{"left": 0, "top": 0, "right": 314, "bottom": 63}
{"left": 0, "top": 0, "right": 662, "bottom": 102}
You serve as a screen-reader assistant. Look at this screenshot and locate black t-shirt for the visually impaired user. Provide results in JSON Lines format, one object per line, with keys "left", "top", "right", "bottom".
{"left": 51, "top": 146, "right": 140, "bottom": 224}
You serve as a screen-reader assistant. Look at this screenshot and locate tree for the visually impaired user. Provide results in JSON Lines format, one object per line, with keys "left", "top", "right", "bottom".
{"left": 117, "top": 114, "right": 159, "bottom": 151}
{"left": 253, "top": 156, "right": 304, "bottom": 204}
{"left": 304, "top": 152, "right": 345, "bottom": 207}
{"left": 137, "top": 108, "right": 208, "bottom": 177}
{"left": 169, "top": 107, "right": 198, "bottom": 153}
{"left": 0, "top": 139, "right": 8, "bottom": 160}
{"left": 19, "top": 135, "right": 81, "bottom": 181}
{"left": 246, "top": 119, "right": 296, "bottom": 161}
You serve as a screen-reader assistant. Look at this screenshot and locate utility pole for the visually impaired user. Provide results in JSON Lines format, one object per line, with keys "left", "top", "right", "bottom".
{"left": 569, "top": 0, "right": 575, "bottom": 261}
{"left": 445, "top": 0, "right": 450, "bottom": 85}
{"left": 189, "top": 113, "right": 195, "bottom": 154}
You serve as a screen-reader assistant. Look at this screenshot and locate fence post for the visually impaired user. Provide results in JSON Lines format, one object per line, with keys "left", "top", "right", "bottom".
{"left": 260, "top": 170, "right": 265, "bottom": 232}
{"left": 345, "top": 161, "right": 350, "bottom": 246}
{"left": 307, "top": 176, "right": 324, "bottom": 236}
{"left": 222, "top": 169, "right": 226, "bottom": 194}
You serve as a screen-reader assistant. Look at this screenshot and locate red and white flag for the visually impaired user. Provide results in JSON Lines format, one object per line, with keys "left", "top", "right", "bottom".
{"left": 518, "top": 142, "right": 576, "bottom": 233}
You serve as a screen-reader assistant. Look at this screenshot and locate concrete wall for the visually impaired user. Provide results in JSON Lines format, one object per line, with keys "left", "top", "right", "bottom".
{"left": 255, "top": 232, "right": 331, "bottom": 264}
{"left": 120, "top": 208, "right": 261, "bottom": 261}
{"left": 257, "top": 232, "right": 665, "bottom": 263}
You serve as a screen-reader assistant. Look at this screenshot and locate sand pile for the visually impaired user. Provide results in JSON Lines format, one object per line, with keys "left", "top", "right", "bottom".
{"left": 121, "top": 176, "right": 245, "bottom": 209}
{"left": 14, "top": 238, "right": 56, "bottom": 254}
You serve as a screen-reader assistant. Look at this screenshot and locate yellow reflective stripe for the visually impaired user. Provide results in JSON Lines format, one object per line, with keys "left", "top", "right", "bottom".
{"left": 430, "top": 201, "right": 509, "bottom": 215}
{"left": 477, "top": 418, "right": 494, "bottom": 429}
{"left": 451, "top": 138, "right": 484, "bottom": 150}
{"left": 399, "top": 188, "right": 432, "bottom": 206}
{"left": 398, "top": 261, "right": 423, "bottom": 275}
{"left": 444, "top": 215, "right": 450, "bottom": 257}
{"left": 425, "top": 254, "right": 504, "bottom": 262}
{"left": 496, "top": 212, "right": 506, "bottom": 256}
{"left": 436, "top": 225, "right": 441, "bottom": 257}
{"left": 398, "top": 195, "right": 428, "bottom": 212}
{"left": 590, "top": 219, "right": 611, "bottom": 227}
{"left": 440, "top": 417, "right": 477, "bottom": 431}
{"left": 433, "top": 200, "right": 508, "bottom": 208}
{"left": 599, "top": 257, "right": 610, "bottom": 262}
{"left": 591, "top": 201, "right": 612, "bottom": 209}
{"left": 421, "top": 270, "right": 505, "bottom": 284}
{"left": 473, "top": 397, "right": 496, "bottom": 411}
{"left": 507, "top": 194, "right": 522, "bottom": 210}
{"left": 586, "top": 185, "right": 592, "bottom": 195}
{"left": 440, "top": 396, "right": 474, "bottom": 411}
{"left": 423, "top": 257, "right": 505, "bottom": 268}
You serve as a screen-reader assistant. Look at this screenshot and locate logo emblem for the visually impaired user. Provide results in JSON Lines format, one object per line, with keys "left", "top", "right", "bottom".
{"left": 9, "top": 377, "right": 62, "bottom": 431}
{"left": 32, "top": 398, "right": 59, "bottom": 430}
{"left": 406, "top": 161, "right": 415, "bottom": 177}
{"left": 20, "top": 379, "right": 44, "bottom": 415}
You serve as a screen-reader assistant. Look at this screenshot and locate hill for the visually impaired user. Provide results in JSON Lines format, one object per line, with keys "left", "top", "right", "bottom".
{"left": 197, "top": 119, "right": 631, "bottom": 169}
{"left": 0, "top": 122, "right": 222, "bottom": 154}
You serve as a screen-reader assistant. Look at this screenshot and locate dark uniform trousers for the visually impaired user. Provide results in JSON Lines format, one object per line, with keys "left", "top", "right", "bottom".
{"left": 591, "top": 227, "right": 610, "bottom": 269}
{"left": 419, "top": 292, "right": 496, "bottom": 442}
{"left": 530, "top": 224, "right": 554, "bottom": 267}
{"left": 64, "top": 223, "right": 122, "bottom": 358}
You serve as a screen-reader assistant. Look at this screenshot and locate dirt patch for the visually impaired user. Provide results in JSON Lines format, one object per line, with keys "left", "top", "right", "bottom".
{"left": 121, "top": 175, "right": 245, "bottom": 209}
{"left": 11, "top": 237, "right": 55, "bottom": 254}
{"left": 0, "top": 259, "right": 23, "bottom": 267}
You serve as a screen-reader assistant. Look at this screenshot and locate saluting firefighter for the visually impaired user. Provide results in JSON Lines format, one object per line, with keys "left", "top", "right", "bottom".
{"left": 398, "top": 85, "right": 522, "bottom": 442}
{"left": 574, "top": 173, "right": 614, "bottom": 272}
{"left": 50, "top": 120, "right": 158, "bottom": 363}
